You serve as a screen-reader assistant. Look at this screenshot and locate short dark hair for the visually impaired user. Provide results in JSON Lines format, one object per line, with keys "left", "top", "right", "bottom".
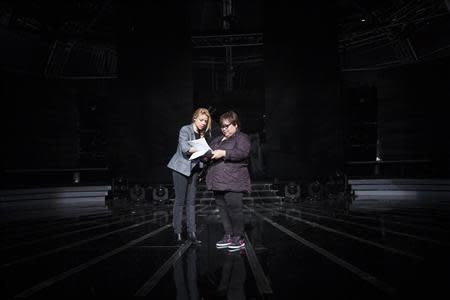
{"left": 219, "top": 110, "right": 240, "bottom": 128}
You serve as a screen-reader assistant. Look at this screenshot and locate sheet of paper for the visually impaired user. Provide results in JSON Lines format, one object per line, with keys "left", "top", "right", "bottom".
{"left": 188, "top": 137, "right": 212, "bottom": 160}
{"left": 189, "top": 149, "right": 209, "bottom": 160}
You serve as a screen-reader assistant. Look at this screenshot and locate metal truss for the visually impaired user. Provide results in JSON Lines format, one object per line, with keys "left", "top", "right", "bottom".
{"left": 43, "top": 0, "right": 115, "bottom": 78}
{"left": 193, "top": 55, "right": 263, "bottom": 65}
{"left": 44, "top": 41, "right": 118, "bottom": 79}
{"left": 192, "top": 33, "right": 263, "bottom": 91}
{"left": 192, "top": 33, "right": 263, "bottom": 48}
{"left": 339, "top": 0, "right": 448, "bottom": 53}
{"left": 339, "top": 0, "right": 450, "bottom": 69}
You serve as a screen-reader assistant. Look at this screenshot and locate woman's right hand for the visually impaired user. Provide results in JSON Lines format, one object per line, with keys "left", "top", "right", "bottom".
{"left": 211, "top": 150, "right": 226, "bottom": 160}
{"left": 188, "top": 147, "right": 198, "bottom": 154}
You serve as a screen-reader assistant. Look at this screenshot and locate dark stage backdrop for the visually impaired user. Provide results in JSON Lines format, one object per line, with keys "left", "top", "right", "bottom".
{"left": 264, "top": 1, "right": 342, "bottom": 181}
{"left": 110, "top": 0, "right": 193, "bottom": 183}
{"left": 1, "top": 76, "right": 79, "bottom": 170}
{"left": 342, "top": 57, "right": 450, "bottom": 177}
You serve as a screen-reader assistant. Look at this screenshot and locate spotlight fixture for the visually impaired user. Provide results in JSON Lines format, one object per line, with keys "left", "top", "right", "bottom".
{"left": 284, "top": 181, "right": 300, "bottom": 202}
{"left": 129, "top": 184, "right": 146, "bottom": 202}
{"left": 112, "top": 177, "right": 128, "bottom": 198}
{"left": 73, "top": 172, "right": 80, "bottom": 184}
{"left": 152, "top": 185, "right": 168, "bottom": 203}
{"left": 326, "top": 171, "right": 348, "bottom": 195}
{"left": 308, "top": 180, "right": 323, "bottom": 201}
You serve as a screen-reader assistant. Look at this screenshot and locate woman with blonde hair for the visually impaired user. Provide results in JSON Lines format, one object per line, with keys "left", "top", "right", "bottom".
{"left": 167, "top": 108, "right": 212, "bottom": 244}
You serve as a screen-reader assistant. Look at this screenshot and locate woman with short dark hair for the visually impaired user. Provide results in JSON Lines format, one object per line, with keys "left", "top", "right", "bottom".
{"left": 206, "top": 110, "right": 251, "bottom": 251}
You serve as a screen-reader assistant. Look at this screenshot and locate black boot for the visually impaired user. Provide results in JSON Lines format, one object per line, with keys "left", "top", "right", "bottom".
{"left": 188, "top": 232, "right": 202, "bottom": 244}
{"left": 175, "top": 233, "right": 183, "bottom": 244}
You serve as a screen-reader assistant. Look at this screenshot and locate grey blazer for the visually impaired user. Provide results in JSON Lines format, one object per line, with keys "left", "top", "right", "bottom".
{"left": 167, "top": 124, "right": 198, "bottom": 177}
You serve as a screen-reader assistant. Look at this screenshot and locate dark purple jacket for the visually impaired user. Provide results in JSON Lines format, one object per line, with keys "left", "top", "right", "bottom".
{"left": 206, "top": 131, "right": 251, "bottom": 193}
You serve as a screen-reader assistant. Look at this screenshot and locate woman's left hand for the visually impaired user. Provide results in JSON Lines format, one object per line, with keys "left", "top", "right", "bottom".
{"left": 211, "top": 150, "right": 226, "bottom": 160}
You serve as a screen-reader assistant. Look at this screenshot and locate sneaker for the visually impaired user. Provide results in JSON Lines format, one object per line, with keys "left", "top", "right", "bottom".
{"left": 227, "top": 236, "right": 245, "bottom": 252}
{"left": 216, "top": 234, "right": 232, "bottom": 248}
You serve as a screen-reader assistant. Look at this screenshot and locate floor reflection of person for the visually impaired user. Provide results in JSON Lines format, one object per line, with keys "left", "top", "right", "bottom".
{"left": 216, "top": 253, "right": 247, "bottom": 300}
{"left": 173, "top": 247, "right": 199, "bottom": 300}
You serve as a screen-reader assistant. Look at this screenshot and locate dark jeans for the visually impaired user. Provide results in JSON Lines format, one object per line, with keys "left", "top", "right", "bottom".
{"left": 172, "top": 170, "right": 199, "bottom": 234}
{"left": 214, "top": 191, "right": 244, "bottom": 237}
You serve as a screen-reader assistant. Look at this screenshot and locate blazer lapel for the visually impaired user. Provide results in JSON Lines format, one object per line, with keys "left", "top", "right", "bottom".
{"left": 189, "top": 125, "right": 196, "bottom": 140}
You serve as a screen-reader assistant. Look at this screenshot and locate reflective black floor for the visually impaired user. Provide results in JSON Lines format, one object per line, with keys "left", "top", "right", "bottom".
{"left": 2, "top": 190, "right": 450, "bottom": 299}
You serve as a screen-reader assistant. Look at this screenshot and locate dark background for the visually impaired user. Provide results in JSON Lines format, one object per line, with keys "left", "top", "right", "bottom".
{"left": 1, "top": 0, "right": 449, "bottom": 187}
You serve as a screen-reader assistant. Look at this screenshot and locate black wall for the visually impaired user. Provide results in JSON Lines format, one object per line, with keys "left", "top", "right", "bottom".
{"left": 342, "top": 57, "right": 450, "bottom": 177}
{"left": 264, "top": 1, "right": 342, "bottom": 181}
{"left": 0, "top": 1, "right": 194, "bottom": 186}
{"left": 2, "top": 1, "right": 448, "bottom": 188}
{"left": 1, "top": 76, "right": 79, "bottom": 169}
{"left": 111, "top": 1, "right": 193, "bottom": 183}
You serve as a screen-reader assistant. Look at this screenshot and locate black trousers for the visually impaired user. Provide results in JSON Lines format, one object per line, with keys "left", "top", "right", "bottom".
{"left": 214, "top": 191, "right": 244, "bottom": 237}
{"left": 172, "top": 169, "right": 199, "bottom": 234}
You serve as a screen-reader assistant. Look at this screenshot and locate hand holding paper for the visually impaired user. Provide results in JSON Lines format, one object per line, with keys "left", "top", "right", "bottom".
{"left": 188, "top": 138, "right": 212, "bottom": 160}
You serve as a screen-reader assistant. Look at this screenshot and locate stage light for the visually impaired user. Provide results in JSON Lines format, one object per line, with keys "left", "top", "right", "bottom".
{"left": 284, "top": 181, "right": 300, "bottom": 202}
{"left": 272, "top": 177, "right": 281, "bottom": 192}
{"left": 112, "top": 177, "right": 129, "bottom": 199}
{"left": 326, "top": 171, "right": 349, "bottom": 195}
{"left": 129, "top": 184, "right": 146, "bottom": 202}
{"left": 152, "top": 185, "right": 168, "bottom": 203}
{"left": 73, "top": 172, "right": 80, "bottom": 184}
{"left": 308, "top": 180, "right": 323, "bottom": 201}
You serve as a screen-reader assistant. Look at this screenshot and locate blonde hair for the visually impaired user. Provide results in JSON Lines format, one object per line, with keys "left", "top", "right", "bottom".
{"left": 192, "top": 107, "right": 212, "bottom": 137}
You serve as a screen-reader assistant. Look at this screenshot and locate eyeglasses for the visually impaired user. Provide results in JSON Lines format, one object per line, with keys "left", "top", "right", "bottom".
{"left": 221, "top": 123, "right": 233, "bottom": 129}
